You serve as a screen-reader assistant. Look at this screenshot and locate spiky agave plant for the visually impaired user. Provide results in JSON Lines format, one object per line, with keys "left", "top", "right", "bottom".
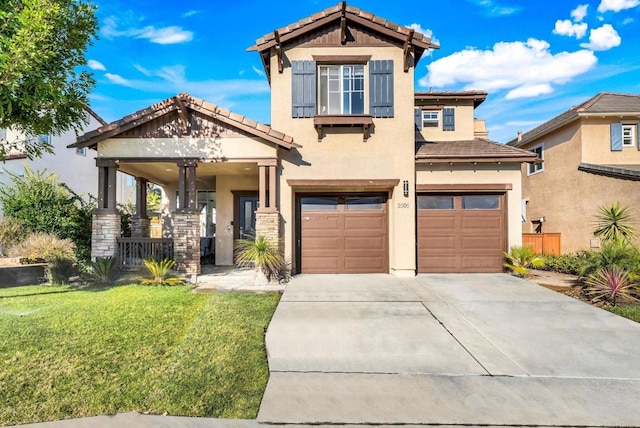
{"left": 87, "top": 256, "right": 118, "bottom": 285}
{"left": 140, "top": 258, "right": 185, "bottom": 286}
{"left": 585, "top": 266, "right": 638, "bottom": 306}
{"left": 235, "top": 235, "right": 284, "bottom": 285}
{"left": 594, "top": 202, "right": 636, "bottom": 243}
{"left": 503, "top": 245, "right": 545, "bottom": 277}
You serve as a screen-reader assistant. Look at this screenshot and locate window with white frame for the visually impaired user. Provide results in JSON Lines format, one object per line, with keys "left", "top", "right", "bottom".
{"left": 317, "top": 64, "right": 365, "bottom": 115}
{"left": 528, "top": 144, "right": 544, "bottom": 175}
{"left": 0, "top": 129, "right": 6, "bottom": 141}
{"left": 76, "top": 147, "right": 87, "bottom": 156}
{"left": 422, "top": 110, "right": 439, "bottom": 128}
{"left": 622, "top": 124, "right": 636, "bottom": 147}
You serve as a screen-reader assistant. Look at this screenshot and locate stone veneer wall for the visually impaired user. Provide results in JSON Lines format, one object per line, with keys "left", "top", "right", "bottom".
{"left": 255, "top": 211, "right": 280, "bottom": 247}
{"left": 131, "top": 217, "right": 151, "bottom": 238}
{"left": 92, "top": 212, "right": 121, "bottom": 259}
{"left": 173, "top": 211, "right": 200, "bottom": 275}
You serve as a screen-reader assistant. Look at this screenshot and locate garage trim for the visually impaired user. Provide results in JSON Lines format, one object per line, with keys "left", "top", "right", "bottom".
{"left": 417, "top": 183, "right": 512, "bottom": 192}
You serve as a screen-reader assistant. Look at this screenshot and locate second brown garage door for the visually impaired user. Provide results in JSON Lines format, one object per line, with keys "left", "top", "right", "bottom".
{"left": 417, "top": 193, "right": 506, "bottom": 273}
{"left": 299, "top": 194, "right": 388, "bottom": 273}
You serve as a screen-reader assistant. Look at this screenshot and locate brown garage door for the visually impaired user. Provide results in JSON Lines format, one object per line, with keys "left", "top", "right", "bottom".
{"left": 299, "top": 194, "right": 388, "bottom": 273}
{"left": 417, "top": 194, "right": 506, "bottom": 273}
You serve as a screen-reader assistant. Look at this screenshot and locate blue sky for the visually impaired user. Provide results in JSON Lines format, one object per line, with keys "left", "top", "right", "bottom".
{"left": 86, "top": 0, "right": 640, "bottom": 143}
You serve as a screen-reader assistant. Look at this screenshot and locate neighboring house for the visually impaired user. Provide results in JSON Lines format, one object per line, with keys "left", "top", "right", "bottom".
{"left": 0, "top": 110, "right": 135, "bottom": 215}
{"left": 507, "top": 92, "right": 640, "bottom": 254}
{"left": 71, "top": 2, "right": 536, "bottom": 275}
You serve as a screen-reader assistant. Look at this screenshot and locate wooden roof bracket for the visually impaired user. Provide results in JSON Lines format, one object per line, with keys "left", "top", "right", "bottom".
{"left": 274, "top": 30, "right": 284, "bottom": 74}
{"left": 340, "top": 1, "right": 347, "bottom": 45}
{"left": 403, "top": 30, "right": 414, "bottom": 72}
{"left": 173, "top": 96, "right": 190, "bottom": 135}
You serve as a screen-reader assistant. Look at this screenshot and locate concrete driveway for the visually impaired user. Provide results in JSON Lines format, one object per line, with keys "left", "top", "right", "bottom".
{"left": 258, "top": 274, "right": 640, "bottom": 426}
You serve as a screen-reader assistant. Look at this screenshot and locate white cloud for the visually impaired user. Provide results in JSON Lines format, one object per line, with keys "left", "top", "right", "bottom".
{"left": 133, "top": 64, "right": 152, "bottom": 76}
{"left": 101, "top": 17, "right": 193, "bottom": 44}
{"left": 622, "top": 17, "right": 635, "bottom": 24}
{"left": 571, "top": 4, "right": 589, "bottom": 21}
{"left": 597, "top": 0, "right": 640, "bottom": 12}
{"left": 469, "top": 0, "right": 521, "bottom": 16}
{"left": 105, "top": 73, "right": 133, "bottom": 86}
{"left": 421, "top": 38, "right": 597, "bottom": 100}
{"left": 87, "top": 59, "right": 106, "bottom": 71}
{"left": 553, "top": 19, "right": 588, "bottom": 38}
{"left": 580, "top": 24, "right": 621, "bottom": 50}
{"left": 252, "top": 66, "right": 265, "bottom": 77}
{"left": 407, "top": 23, "right": 439, "bottom": 46}
{"left": 182, "top": 10, "right": 197, "bottom": 18}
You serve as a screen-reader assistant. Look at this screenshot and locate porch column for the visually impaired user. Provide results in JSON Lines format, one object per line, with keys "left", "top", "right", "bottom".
{"left": 131, "top": 177, "right": 150, "bottom": 238}
{"left": 92, "top": 159, "right": 121, "bottom": 259}
{"left": 173, "top": 160, "right": 200, "bottom": 276}
{"left": 255, "top": 159, "right": 280, "bottom": 248}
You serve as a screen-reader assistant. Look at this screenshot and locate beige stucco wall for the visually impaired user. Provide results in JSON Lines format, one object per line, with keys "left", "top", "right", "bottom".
{"left": 271, "top": 45, "right": 417, "bottom": 276}
{"left": 580, "top": 116, "right": 640, "bottom": 164}
{"left": 98, "top": 135, "right": 277, "bottom": 160}
{"left": 519, "top": 120, "right": 640, "bottom": 253}
{"left": 416, "top": 101, "right": 476, "bottom": 142}
{"left": 416, "top": 163, "right": 523, "bottom": 249}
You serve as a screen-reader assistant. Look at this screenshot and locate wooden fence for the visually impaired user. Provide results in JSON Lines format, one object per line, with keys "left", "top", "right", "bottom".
{"left": 116, "top": 238, "right": 174, "bottom": 270}
{"left": 522, "top": 233, "right": 561, "bottom": 255}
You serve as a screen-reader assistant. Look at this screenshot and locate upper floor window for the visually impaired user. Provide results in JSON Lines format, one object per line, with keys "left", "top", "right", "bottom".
{"left": 622, "top": 124, "right": 636, "bottom": 147}
{"left": 422, "top": 111, "right": 439, "bottom": 128}
{"left": 415, "top": 107, "right": 455, "bottom": 131}
{"left": 528, "top": 143, "right": 544, "bottom": 176}
{"left": 76, "top": 147, "right": 87, "bottom": 156}
{"left": 318, "top": 65, "right": 365, "bottom": 115}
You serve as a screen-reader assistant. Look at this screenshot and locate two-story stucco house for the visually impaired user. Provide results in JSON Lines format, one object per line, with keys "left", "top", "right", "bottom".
{"left": 71, "top": 2, "right": 536, "bottom": 276}
{"left": 508, "top": 92, "right": 640, "bottom": 254}
{"left": 0, "top": 109, "right": 136, "bottom": 216}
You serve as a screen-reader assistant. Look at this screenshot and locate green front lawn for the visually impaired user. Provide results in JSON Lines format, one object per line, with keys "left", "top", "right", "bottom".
{"left": 607, "top": 305, "right": 640, "bottom": 323}
{"left": 0, "top": 284, "right": 280, "bottom": 426}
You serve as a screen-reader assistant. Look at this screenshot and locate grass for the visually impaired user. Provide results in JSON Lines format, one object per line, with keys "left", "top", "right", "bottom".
{"left": 607, "top": 305, "right": 640, "bottom": 323}
{"left": 0, "top": 284, "right": 280, "bottom": 426}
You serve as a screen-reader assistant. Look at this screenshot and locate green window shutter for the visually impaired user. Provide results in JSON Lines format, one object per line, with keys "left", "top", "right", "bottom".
{"left": 369, "top": 60, "right": 394, "bottom": 118}
{"left": 291, "top": 60, "right": 316, "bottom": 118}
{"left": 610, "top": 123, "right": 622, "bottom": 151}
{"left": 443, "top": 108, "right": 455, "bottom": 131}
{"left": 414, "top": 108, "right": 422, "bottom": 130}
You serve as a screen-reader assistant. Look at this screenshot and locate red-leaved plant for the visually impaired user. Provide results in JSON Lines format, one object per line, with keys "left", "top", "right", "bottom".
{"left": 584, "top": 266, "right": 638, "bottom": 306}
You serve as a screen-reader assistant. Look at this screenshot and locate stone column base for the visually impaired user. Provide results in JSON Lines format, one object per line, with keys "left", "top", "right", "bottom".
{"left": 172, "top": 211, "right": 200, "bottom": 275}
{"left": 131, "top": 217, "right": 151, "bottom": 238}
{"left": 255, "top": 211, "right": 281, "bottom": 248}
{"left": 92, "top": 212, "right": 121, "bottom": 259}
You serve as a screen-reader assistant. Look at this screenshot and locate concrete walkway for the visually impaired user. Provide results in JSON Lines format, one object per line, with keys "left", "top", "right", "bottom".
{"left": 258, "top": 274, "right": 640, "bottom": 426}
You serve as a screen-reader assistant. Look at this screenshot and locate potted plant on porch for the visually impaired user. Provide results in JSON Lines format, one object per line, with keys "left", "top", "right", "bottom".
{"left": 234, "top": 235, "right": 285, "bottom": 285}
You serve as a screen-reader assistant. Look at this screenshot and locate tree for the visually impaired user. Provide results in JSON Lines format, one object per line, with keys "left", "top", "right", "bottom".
{"left": 0, "top": 0, "right": 98, "bottom": 160}
{"left": 0, "top": 165, "right": 94, "bottom": 260}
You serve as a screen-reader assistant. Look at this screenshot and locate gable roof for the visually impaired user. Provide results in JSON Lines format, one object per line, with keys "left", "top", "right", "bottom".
{"left": 71, "top": 93, "right": 299, "bottom": 150}
{"left": 508, "top": 92, "right": 640, "bottom": 148}
{"left": 248, "top": 1, "right": 439, "bottom": 79}
{"left": 415, "top": 90, "right": 488, "bottom": 108}
{"left": 416, "top": 138, "right": 538, "bottom": 163}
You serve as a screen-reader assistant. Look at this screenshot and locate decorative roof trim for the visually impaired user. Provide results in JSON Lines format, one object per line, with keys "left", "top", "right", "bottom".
{"left": 578, "top": 163, "right": 640, "bottom": 181}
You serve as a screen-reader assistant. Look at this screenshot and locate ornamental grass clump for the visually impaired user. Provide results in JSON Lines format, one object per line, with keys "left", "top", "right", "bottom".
{"left": 235, "top": 235, "right": 285, "bottom": 285}
{"left": 140, "top": 258, "right": 185, "bottom": 286}
{"left": 86, "top": 256, "right": 118, "bottom": 285}
{"left": 503, "top": 245, "right": 545, "bottom": 277}
{"left": 584, "top": 266, "right": 639, "bottom": 306}
{"left": 594, "top": 202, "right": 635, "bottom": 244}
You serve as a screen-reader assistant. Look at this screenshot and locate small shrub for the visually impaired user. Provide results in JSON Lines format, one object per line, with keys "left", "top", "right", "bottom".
{"left": 541, "top": 253, "right": 586, "bottom": 275}
{"left": 47, "top": 256, "right": 76, "bottom": 285}
{"left": 86, "top": 256, "right": 118, "bottom": 285}
{"left": 0, "top": 217, "right": 28, "bottom": 256}
{"left": 235, "top": 236, "right": 285, "bottom": 284}
{"left": 579, "top": 240, "right": 640, "bottom": 279}
{"left": 140, "top": 258, "right": 185, "bottom": 286}
{"left": 8, "top": 232, "right": 76, "bottom": 264}
{"left": 584, "top": 266, "right": 639, "bottom": 306}
{"left": 503, "top": 245, "right": 545, "bottom": 277}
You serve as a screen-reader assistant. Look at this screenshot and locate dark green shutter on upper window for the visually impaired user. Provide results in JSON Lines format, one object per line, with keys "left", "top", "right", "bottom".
{"left": 443, "top": 108, "right": 455, "bottom": 131}
{"left": 610, "top": 123, "right": 622, "bottom": 151}
{"left": 369, "top": 60, "right": 394, "bottom": 118}
{"left": 291, "top": 60, "right": 316, "bottom": 118}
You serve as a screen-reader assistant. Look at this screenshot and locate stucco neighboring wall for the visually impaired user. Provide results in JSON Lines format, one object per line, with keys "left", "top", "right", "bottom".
{"left": 271, "top": 45, "right": 417, "bottom": 275}
{"left": 417, "top": 101, "right": 476, "bottom": 142}
{"left": 581, "top": 116, "right": 640, "bottom": 165}
{"left": 416, "top": 163, "right": 524, "bottom": 249}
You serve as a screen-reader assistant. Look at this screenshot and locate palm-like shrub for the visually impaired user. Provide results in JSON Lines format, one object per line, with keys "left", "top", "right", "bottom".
{"left": 594, "top": 202, "right": 635, "bottom": 243}
{"left": 140, "top": 258, "right": 185, "bottom": 286}
{"left": 584, "top": 266, "right": 638, "bottom": 306}
{"left": 504, "top": 245, "right": 545, "bottom": 277}
{"left": 235, "top": 236, "right": 285, "bottom": 285}
{"left": 87, "top": 256, "right": 118, "bottom": 285}
{"left": 579, "top": 240, "right": 640, "bottom": 279}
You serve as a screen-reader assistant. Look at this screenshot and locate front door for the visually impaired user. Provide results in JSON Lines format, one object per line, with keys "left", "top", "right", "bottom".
{"left": 235, "top": 193, "right": 259, "bottom": 240}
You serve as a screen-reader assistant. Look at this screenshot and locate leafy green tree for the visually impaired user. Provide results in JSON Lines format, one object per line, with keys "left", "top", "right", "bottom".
{"left": 0, "top": 166, "right": 94, "bottom": 260}
{"left": 0, "top": 0, "right": 98, "bottom": 160}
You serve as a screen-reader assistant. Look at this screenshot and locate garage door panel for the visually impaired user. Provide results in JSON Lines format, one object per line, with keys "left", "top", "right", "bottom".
{"left": 344, "top": 256, "right": 387, "bottom": 273}
{"left": 344, "top": 236, "right": 385, "bottom": 250}
{"left": 344, "top": 215, "right": 385, "bottom": 230}
{"left": 302, "top": 256, "right": 341, "bottom": 272}
{"left": 461, "top": 236, "right": 502, "bottom": 250}
{"left": 418, "top": 255, "right": 459, "bottom": 272}
{"left": 418, "top": 236, "right": 456, "bottom": 251}
{"left": 302, "top": 215, "right": 341, "bottom": 231}
{"left": 461, "top": 255, "right": 503, "bottom": 271}
{"left": 303, "top": 236, "right": 342, "bottom": 250}
{"left": 461, "top": 217, "right": 502, "bottom": 231}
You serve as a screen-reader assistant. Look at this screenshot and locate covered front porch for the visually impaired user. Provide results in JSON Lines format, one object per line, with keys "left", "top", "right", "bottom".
{"left": 71, "top": 93, "right": 299, "bottom": 276}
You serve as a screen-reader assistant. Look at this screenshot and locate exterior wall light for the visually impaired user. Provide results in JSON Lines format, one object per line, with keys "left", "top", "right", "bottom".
{"left": 403, "top": 180, "right": 409, "bottom": 197}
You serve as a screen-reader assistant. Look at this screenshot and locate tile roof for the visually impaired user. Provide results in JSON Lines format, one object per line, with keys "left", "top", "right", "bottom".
{"left": 578, "top": 163, "right": 640, "bottom": 181}
{"left": 416, "top": 138, "right": 538, "bottom": 163}
{"left": 248, "top": 2, "right": 439, "bottom": 52}
{"left": 72, "top": 93, "right": 299, "bottom": 150}
{"left": 415, "top": 90, "right": 488, "bottom": 108}
{"left": 508, "top": 92, "right": 640, "bottom": 147}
